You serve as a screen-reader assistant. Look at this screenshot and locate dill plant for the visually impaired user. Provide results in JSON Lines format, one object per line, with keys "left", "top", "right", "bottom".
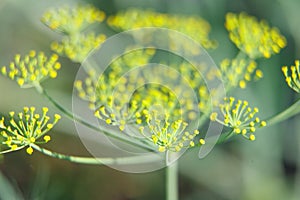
{"left": 1, "top": 4, "right": 299, "bottom": 200}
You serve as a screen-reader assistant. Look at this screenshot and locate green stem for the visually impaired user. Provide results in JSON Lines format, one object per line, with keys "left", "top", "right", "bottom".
{"left": 235, "top": 51, "right": 247, "bottom": 60}
{"left": 31, "top": 143, "right": 160, "bottom": 165}
{"left": 216, "top": 130, "right": 235, "bottom": 144}
{"left": 166, "top": 161, "right": 178, "bottom": 200}
{"left": 38, "top": 86, "right": 154, "bottom": 152}
{"left": 266, "top": 98, "right": 300, "bottom": 126}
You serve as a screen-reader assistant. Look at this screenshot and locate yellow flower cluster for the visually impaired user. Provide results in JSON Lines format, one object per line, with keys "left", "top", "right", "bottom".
{"left": 1, "top": 51, "right": 61, "bottom": 88}
{"left": 41, "top": 4, "right": 105, "bottom": 34}
{"left": 107, "top": 9, "right": 216, "bottom": 49}
{"left": 139, "top": 111, "right": 205, "bottom": 152}
{"left": 225, "top": 12, "right": 286, "bottom": 59}
{"left": 210, "top": 97, "right": 266, "bottom": 141}
{"left": 75, "top": 51, "right": 208, "bottom": 124}
{"left": 282, "top": 60, "right": 300, "bottom": 93}
{"left": 42, "top": 5, "right": 107, "bottom": 63}
{"left": 219, "top": 58, "right": 263, "bottom": 89}
{"left": 75, "top": 49, "right": 155, "bottom": 109}
{"left": 0, "top": 107, "right": 61, "bottom": 155}
{"left": 51, "top": 33, "right": 106, "bottom": 63}
{"left": 74, "top": 48, "right": 209, "bottom": 151}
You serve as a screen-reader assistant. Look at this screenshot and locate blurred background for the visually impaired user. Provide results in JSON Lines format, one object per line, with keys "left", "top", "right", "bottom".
{"left": 1, "top": 0, "right": 300, "bottom": 199}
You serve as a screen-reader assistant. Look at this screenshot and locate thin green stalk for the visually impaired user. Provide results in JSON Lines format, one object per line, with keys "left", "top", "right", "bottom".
{"left": 166, "top": 161, "right": 178, "bottom": 200}
{"left": 31, "top": 143, "right": 160, "bottom": 165}
{"left": 235, "top": 51, "right": 247, "bottom": 60}
{"left": 37, "top": 85, "right": 154, "bottom": 152}
{"left": 266, "top": 98, "right": 300, "bottom": 126}
{"left": 216, "top": 130, "right": 235, "bottom": 144}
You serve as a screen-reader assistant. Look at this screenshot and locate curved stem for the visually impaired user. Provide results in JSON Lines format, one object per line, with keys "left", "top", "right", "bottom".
{"left": 166, "top": 161, "right": 178, "bottom": 200}
{"left": 38, "top": 86, "right": 154, "bottom": 152}
{"left": 266, "top": 98, "right": 300, "bottom": 126}
{"left": 31, "top": 143, "right": 160, "bottom": 165}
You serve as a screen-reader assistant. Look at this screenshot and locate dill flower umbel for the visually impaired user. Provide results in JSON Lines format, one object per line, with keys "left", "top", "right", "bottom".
{"left": 107, "top": 9, "right": 216, "bottom": 49}
{"left": 74, "top": 48, "right": 156, "bottom": 110}
{"left": 1, "top": 51, "right": 61, "bottom": 89}
{"left": 51, "top": 33, "right": 106, "bottom": 63}
{"left": 41, "top": 4, "right": 105, "bottom": 34}
{"left": 282, "top": 60, "right": 300, "bottom": 93}
{"left": 219, "top": 58, "right": 263, "bottom": 89}
{"left": 138, "top": 111, "right": 204, "bottom": 152}
{"left": 42, "top": 5, "right": 107, "bottom": 63}
{"left": 225, "top": 12, "right": 286, "bottom": 59}
{"left": 0, "top": 107, "right": 61, "bottom": 155}
{"left": 74, "top": 47, "right": 207, "bottom": 152}
{"left": 210, "top": 97, "right": 266, "bottom": 141}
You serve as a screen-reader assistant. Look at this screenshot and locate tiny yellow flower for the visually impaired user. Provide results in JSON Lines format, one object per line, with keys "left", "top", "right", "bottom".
{"left": 105, "top": 119, "right": 112, "bottom": 124}
{"left": 199, "top": 139, "right": 206, "bottom": 145}
{"left": 210, "top": 112, "right": 218, "bottom": 121}
{"left": 260, "top": 121, "right": 267, "bottom": 127}
{"left": 158, "top": 146, "right": 166, "bottom": 152}
{"left": 44, "top": 135, "right": 51, "bottom": 143}
{"left": 249, "top": 134, "right": 256, "bottom": 141}
{"left": 26, "top": 146, "right": 34, "bottom": 155}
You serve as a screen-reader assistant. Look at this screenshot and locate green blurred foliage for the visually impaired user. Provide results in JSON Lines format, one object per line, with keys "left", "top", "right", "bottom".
{"left": 1, "top": 0, "right": 300, "bottom": 199}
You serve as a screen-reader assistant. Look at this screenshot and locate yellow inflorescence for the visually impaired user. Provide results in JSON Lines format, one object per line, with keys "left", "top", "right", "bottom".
{"left": 0, "top": 107, "right": 61, "bottom": 155}
{"left": 74, "top": 48, "right": 208, "bottom": 152}
{"left": 75, "top": 48, "right": 155, "bottom": 109}
{"left": 210, "top": 97, "right": 266, "bottom": 141}
{"left": 75, "top": 49, "right": 208, "bottom": 126}
{"left": 220, "top": 58, "right": 263, "bottom": 89}
{"left": 75, "top": 49, "right": 158, "bottom": 130}
{"left": 42, "top": 5, "right": 107, "bottom": 63}
{"left": 225, "top": 12, "right": 286, "bottom": 59}
{"left": 282, "top": 60, "right": 300, "bottom": 93}
{"left": 41, "top": 4, "right": 105, "bottom": 34}
{"left": 175, "top": 62, "right": 217, "bottom": 115}
{"left": 51, "top": 33, "right": 106, "bottom": 63}
{"left": 1, "top": 51, "right": 61, "bottom": 88}
{"left": 139, "top": 111, "right": 204, "bottom": 152}
{"left": 107, "top": 9, "right": 216, "bottom": 49}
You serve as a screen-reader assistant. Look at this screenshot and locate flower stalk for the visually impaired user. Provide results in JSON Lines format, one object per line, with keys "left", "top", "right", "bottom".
{"left": 266, "top": 98, "right": 300, "bottom": 126}
{"left": 166, "top": 161, "right": 179, "bottom": 200}
{"left": 30, "top": 143, "right": 160, "bottom": 165}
